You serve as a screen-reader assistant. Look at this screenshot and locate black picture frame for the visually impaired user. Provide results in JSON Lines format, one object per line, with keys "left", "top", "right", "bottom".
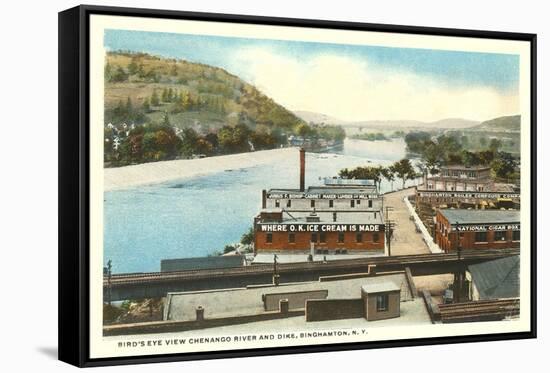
{"left": 58, "top": 4, "right": 537, "bottom": 367}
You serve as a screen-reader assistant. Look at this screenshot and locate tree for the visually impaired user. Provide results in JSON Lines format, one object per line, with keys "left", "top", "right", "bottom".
{"left": 218, "top": 123, "right": 251, "bottom": 153}
{"left": 338, "top": 165, "right": 383, "bottom": 190}
{"left": 104, "top": 62, "right": 112, "bottom": 81}
{"left": 436, "top": 135, "right": 463, "bottom": 163}
{"left": 489, "top": 138, "right": 502, "bottom": 152}
{"left": 461, "top": 150, "right": 481, "bottom": 166}
{"left": 252, "top": 124, "right": 276, "bottom": 150}
{"left": 110, "top": 66, "right": 129, "bottom": 82}
{"left": 150, "top": 90, "right": 160, "bottom": 106}
{"left": 240, "top": 227, "right": 254, "bottom": 246}
{"left": 491, "top": 152, "right": 518, "bottom": 179}
{"left": 391, "top": 159, "right": 416, "bottom": 189}
{"left": 125, "top": 97, "right": 133, "bottom": 114}
{"left": 381, "top": 166, "right": 395, "bottom": 192}
{"left": 127, "top": 58, "right": 139, "bottom": 75}
{"left": 422, "top": 141, "right": 443, "bottom": 175}
{"left": 162, "top": 112, "right": 170, "bottom": 127}
{"left": 295, "top": 123, "right": 312, "bottom": 138}
{"left": 142, "top": 97, "right": 151, "bottom": 113}
{"left": 404, "top": 131, "right": 432, "bottom": 154}
{"left": 180, "top": 128, "right": 199, "bottom": 157}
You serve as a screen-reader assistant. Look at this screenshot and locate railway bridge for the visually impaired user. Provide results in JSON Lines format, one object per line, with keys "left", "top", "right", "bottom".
{"left": 103, "top": 248, "right": 519, "bottom": 301}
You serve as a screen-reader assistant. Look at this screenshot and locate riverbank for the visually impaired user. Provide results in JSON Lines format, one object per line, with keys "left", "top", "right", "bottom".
{"left": 104, "top": 147, "right": 297, "bottom": 191}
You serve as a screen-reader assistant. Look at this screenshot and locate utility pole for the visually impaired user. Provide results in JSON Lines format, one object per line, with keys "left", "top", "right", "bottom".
{"left": 273, "top": 254, "right": 280, "bottom": 286}
{"left": 384, "top": 206, "right": 395, "bottom": 256}
{"left": 385, "top": 220, "right": 395, "bottom": 256}
{"left": 107, "top": 259, "right": 112, "bottom": 306}
{"left": 453, "top": 222, "right": 464, "bottom": 303}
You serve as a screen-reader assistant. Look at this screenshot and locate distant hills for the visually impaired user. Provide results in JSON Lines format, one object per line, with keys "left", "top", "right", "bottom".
{"left": 293, "top": 111, "right": 480, "bottom": 130}
{"left": 470, "top": 115, "right": 520, "bottom": 132}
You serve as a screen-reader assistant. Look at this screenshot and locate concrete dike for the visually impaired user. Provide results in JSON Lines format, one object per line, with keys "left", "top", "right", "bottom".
{"left": 104, "top": 147, "right": 297, "bottom": 191}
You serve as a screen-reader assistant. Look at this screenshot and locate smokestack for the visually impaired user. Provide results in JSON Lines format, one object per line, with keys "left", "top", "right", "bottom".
{"left": 300, "top": 148, "right": 305, "bottom": 192}
{"left": 262, "top": 189, "right": 267, "bottom": 209}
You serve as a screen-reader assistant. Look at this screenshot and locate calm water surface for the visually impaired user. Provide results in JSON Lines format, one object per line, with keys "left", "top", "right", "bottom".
{"left": 104, "top": 138, "right": 414, "bottom": 273}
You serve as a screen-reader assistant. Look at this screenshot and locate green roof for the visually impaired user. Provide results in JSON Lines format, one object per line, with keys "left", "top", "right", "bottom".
{"left": 468, "top": 256, "right": 520, "bottom": 300}
{"left": 439, "top": 209, "right": 520, "bottom": 224}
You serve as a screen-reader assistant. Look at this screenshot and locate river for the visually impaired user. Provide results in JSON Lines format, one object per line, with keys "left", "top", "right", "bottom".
{"left": 104, "top": 138, "right": 414, "bottom": 273}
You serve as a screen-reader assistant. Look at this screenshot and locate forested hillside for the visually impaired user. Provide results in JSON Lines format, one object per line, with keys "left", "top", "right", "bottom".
{"left": 104, "top": 51, "right": 344, "bottom": 166}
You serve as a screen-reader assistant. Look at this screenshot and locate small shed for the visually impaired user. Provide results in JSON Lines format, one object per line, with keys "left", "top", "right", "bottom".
{"left": 361, "top": 282, "right": 401, "bottom": 321}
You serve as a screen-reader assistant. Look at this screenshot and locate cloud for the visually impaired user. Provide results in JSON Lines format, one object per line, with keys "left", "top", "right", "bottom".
{"left": 229, "top": 47, "right": 518, "bottom": 122}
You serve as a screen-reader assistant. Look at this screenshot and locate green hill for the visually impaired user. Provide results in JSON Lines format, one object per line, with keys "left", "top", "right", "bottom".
{"left": 105, "top": 51, "right": 303, "bottom": 131}
{"left": 473, "top": 115, "right": 521, "bottom": 132}
{"left": 104, "top": 51, "right": 344, "bottom": 166}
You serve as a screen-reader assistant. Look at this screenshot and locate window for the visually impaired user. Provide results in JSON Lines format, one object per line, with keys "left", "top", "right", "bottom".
{"left": 311, "top": 200, "right": 315, "bottom": 208}
{"left": 350, "top": 200, "right": 355, "bottom": 208}
{"left": 373, "top": 233, "right": 380, "bottom": 243}
{"left": 357, "top": 199, "right": 361, "bottom": 205}
{"left": 329, "top": 200, "right": 334, "bottom": 208}
{"left": 513, "top": 230, "right": 520, "bottom": 241}
{"left": 311, "top": 233, "right": 318, "bottom": 243}
{"left": 475, "top": 232, "right": 488, "bottom": 243}
{"left": 266, "top": 233, "right": 273, "bottom": 243}
{"left": 356, "top": 233, "right": 363, "bottom": 243}
{"left": 368, "top": 200, "right": 373, "bottom": 208}
{"left": 376, "top": 294, "right": 388, "bottom": 311}
{"left": 494, "top": 230, "right": 507, "bottom": 241}
{"left": 320, "top": 232, "right": 327, "bottom": 243}
{"left": 286, "top": 200, "right": 292, "bottom": 208}
{"left": 275, "top": 200, "right": 280, "bottom": 208}
{"left": 338, "top": 232, "right": 345, "bottom": 243}
{"left": 288, "top": 233, "right": 295, "bottom": 243}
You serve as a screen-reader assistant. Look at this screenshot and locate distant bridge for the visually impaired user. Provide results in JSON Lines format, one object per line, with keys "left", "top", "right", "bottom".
{"left": 104, "top": 248, "right": 519, "bottom": 301}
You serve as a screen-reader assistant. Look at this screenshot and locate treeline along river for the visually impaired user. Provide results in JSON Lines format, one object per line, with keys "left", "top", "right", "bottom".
{"left": 104, "top": 138, "right": 415, "bottom": 273}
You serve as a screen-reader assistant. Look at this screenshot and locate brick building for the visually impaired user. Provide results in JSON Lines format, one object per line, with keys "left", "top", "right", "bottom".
{"left": 416, "top": 165, "right": 520, "bottom": 210}
{"left": 435, "top": 209, "right": 520, "bottom": 253}
{"left": 253, "top": 148, "right": 385, "bottom": 259}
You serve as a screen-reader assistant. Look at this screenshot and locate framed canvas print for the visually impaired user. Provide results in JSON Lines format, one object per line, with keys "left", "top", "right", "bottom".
{"left": 58, "top": 5, "right": 537, "bottom": 367}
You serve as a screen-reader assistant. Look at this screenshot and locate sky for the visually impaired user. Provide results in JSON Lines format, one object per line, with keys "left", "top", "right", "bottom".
{"left": 105, "top": 29, "right": 520, "bottom": 122}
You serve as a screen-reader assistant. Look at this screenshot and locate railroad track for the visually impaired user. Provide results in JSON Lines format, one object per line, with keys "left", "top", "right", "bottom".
{"left": 439, "top": 298, "right": 520, "bottom": 322}
{"left": 105, "top": 248, "right": 519, "bottom": 287}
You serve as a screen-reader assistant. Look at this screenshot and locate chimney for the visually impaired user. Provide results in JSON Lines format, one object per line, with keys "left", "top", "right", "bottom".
{"left": 299, "top": 148, "right": 305, "bottom": 192}
{"left": 262, "top": 189, "right": 267, "bottom": 209}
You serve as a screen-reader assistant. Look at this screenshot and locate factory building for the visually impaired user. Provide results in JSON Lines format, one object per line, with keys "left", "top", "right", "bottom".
{"left": 416, "top": 165, "right": 520, "bottom": 210}
{"left": 435, "top": 209, "right": 520, "bottom": 252}
{"left": 253, "top": 148, "right": 385, "bottom": 261}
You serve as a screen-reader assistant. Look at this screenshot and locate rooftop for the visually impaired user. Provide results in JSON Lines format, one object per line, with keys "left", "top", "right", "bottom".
{"left": 361, "top": 282, "right": 401, "bottom": 294}
{"left": 441, "top": 165, "right": 491, "bottom": 170}
{"left": 439, "top": 209, "right": 520, "bottom": 224}
{"left": 165, "top": 273, "right": 412, "bottom": 322}
{"left": 322, "top": 177, "right": 375, "bottom": 186}
{"left": 268, "top": 185, "right": 378, "bottom": 196}
{"left": 468, "top": 256, "right": 520, "bottom": 300}
{"left": 160, "top": 255, "right": 245, "bottom": 272}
